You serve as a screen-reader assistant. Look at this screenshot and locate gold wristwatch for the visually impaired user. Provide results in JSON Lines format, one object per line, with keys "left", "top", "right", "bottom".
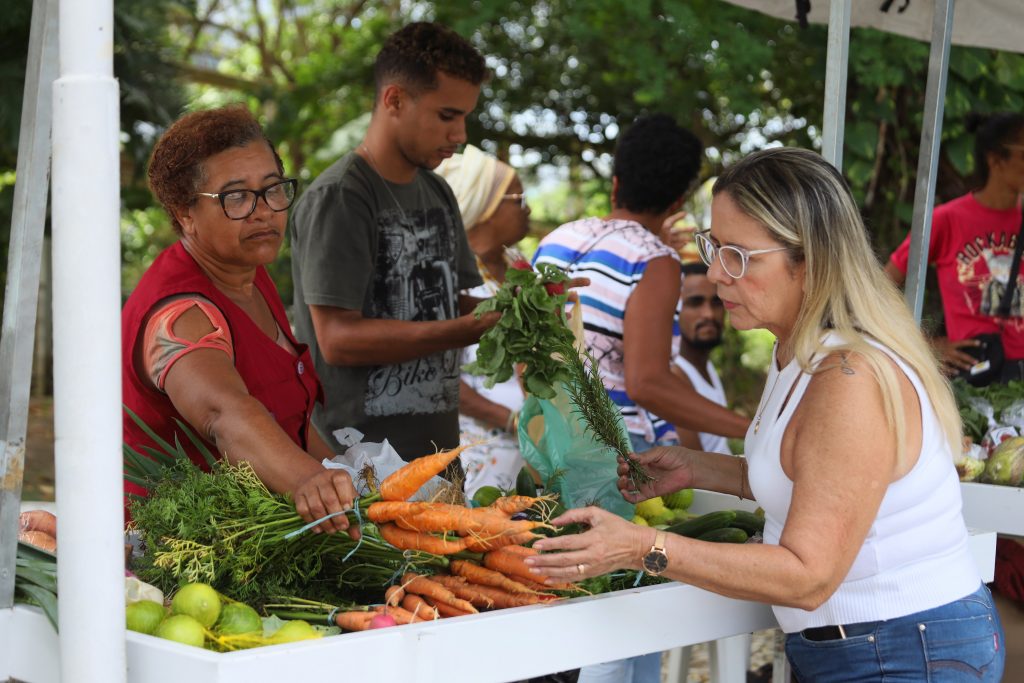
{"left": 642, "top": 530, "right": 669, "bottom": 575}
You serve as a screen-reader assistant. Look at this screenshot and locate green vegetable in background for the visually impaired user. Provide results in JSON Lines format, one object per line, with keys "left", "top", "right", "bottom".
{"left": 463, "top": 261, "right": 575, "bottom": 400}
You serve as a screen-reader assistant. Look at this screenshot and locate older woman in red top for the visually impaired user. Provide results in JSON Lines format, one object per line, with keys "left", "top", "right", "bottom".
{"left": 122, "top": 105, "right": 357, "bottom": 536}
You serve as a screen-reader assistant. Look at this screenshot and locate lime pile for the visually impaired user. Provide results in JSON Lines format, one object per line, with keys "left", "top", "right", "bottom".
{"left": 125, "top": 581, "right": 319, "bottom": 651}
{"left": 632, "top": 489, "right": 694, "bottom": 527}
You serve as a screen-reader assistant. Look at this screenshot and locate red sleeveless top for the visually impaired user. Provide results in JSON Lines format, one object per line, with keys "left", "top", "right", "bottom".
{"left": 122, "top": 242, "right": 323, "bottom": 515}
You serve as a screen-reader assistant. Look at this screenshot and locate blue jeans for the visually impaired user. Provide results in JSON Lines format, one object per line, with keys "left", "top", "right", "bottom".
{"left": 785, "top": 584, "right": 1005, "bottom": 682}
{"left": 577, "top": 434, "right": 678, "bottom": 683}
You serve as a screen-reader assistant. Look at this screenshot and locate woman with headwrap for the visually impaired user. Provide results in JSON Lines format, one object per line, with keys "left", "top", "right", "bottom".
{"left": 435, "top": 145, "right": 532, "bottom": 497}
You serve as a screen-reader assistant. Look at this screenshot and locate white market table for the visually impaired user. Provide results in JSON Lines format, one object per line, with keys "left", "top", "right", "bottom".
{"left": 2, "top": 580, "right": 776, "bottom": 683}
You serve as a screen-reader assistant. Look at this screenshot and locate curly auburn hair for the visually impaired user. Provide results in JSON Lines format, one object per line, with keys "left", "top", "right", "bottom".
{"left": 613, "top": 114, "right": 704, "bottom": 215}
{"left": 373, "top": 22, "right": 488, "bottom": 99}
{"left": 147, "top": 104, "right": 283, "bottom": 234}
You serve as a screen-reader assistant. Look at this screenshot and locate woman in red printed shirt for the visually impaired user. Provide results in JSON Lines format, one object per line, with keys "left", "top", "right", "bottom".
{"left": 122, "top": 105, "right": 358, "bottom": 536}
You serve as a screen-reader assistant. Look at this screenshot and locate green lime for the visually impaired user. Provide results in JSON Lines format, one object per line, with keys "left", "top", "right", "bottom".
{"left": 472, "top": 485, "right": 503, "bottom": 508}
{"left": 271, "top": 619, "right": 319, "bottom": 643}
{"left": 155, "top": 614, "right": 206, "bottom": 648}
{"left": 126, "top": 600, "right": 166, "bottom": 635}
{"left": 171, "top": 583, "right": 221, "bottom": 628}
{"left": 215, "top": 602, "right": 262, "bottom": 635}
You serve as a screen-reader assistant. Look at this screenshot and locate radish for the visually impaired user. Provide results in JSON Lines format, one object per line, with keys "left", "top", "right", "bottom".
{"left": 369, "top": 613, "right": 397, "bottom": 629}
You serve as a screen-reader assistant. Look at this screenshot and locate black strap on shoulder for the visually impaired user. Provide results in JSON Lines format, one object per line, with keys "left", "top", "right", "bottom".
{"left": 996, "top": 206, "right": 1024, "bottom": 319}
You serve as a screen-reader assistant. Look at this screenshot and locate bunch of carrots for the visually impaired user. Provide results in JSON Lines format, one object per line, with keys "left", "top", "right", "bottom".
{"left": 330, "top": 443, "right": 581, "bottom": 631}
{"left": 365, "top": 443, "right": 554, "bottom": 555}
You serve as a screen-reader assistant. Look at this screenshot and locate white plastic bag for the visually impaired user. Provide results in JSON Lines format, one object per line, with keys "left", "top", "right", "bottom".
{"left": 322, "top": 428, "right": 447, "bottom": 502}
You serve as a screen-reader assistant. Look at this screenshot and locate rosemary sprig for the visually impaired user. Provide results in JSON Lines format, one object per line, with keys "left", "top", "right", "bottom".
{"left": 556, "top": 341, "right": 653, "bottom": 489}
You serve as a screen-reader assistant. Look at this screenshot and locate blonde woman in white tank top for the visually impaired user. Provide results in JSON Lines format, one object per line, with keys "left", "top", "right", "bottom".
{"left": 526, "top": 148, "right": 1004, "bottom": 682}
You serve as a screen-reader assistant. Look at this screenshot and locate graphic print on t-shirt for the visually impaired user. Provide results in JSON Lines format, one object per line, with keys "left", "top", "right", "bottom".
{"left": 957, "top": 234, "right": 1023, "bottom": 319}
{"left": 365, "top": 206, "right": 460, "bottom": 417}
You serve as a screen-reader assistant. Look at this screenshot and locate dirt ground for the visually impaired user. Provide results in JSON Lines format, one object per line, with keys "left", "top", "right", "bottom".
{"left": 21, "top": 395, "right": 55, "bottom": 502}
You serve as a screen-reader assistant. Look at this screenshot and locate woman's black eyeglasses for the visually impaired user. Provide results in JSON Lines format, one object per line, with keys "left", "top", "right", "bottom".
{"left": 195, "top": 178, "right": 297, "bottom": 220}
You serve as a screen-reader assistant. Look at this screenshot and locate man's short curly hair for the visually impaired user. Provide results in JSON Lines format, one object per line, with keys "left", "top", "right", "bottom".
{"left": 147, "top": 104, "right": 283, "bottom": 234}
{"left": 373, "top": 22, "right": 488, "bottom": 99}
{"left": 613, "top": 114, "right": 704, "bottom": 215}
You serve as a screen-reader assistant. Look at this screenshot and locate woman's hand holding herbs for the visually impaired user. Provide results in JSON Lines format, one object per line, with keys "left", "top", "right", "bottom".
{"left": 293, "top": 467, "right": 361, "bottom": 539}
{"left": 617, "top": 446, "right": 695, "bottom": 502}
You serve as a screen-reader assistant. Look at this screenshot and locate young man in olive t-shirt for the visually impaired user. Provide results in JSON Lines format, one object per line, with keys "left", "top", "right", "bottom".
{"left": 289, "top": 22, "right": 497, "bottom": 459}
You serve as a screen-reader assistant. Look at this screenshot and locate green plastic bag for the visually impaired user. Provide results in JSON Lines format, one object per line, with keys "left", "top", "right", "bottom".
{"left": 517, "top": 381, "right": 635, "bottom": 520}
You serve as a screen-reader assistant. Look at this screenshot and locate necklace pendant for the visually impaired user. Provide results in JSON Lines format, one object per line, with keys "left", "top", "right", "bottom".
{"left": 754, "top": 416, "right": 761, "bottom": 434}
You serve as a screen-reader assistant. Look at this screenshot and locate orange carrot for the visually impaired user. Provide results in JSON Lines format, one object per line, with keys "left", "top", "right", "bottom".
{"left": 421, "top": 596, "right": 474, "bottom": 618}
{"left": 379, "top": 444, "right": 476, "bottom": 501}
{"left": 512, "top": 576, "right": 567, "bottom": 595}
{"left": 436, "top": 577, "right": 554, "bottom": 609}
{"left": 495, "top": 544, "right": 537, "bottom": 557}
{"left": 18, "top": 529, "right": 56, "bottom": 553}
{"left": 430, "top": 575, "right": 495, "bottom": 609}
{"left": 489, "top": 495, "right": 549, "bottom": 516}
{"left": 401, "top": 573, "right": 478, "bottom": 614}
{"left": 384, "top": 585, "right": 405, "bottom": 608}
{"left": 395, "top": 505, "right": 547, "bottom": 537}
{"left": 367, "top": 501, "right": 428, "bottom": 524}
{"left": 449, "top": 559, "right": 540, "bottom": 594}
{"left": 483, "top": 547, "right": 576, "bottom": 590}
{"left": 334, "top": 611, "right": 375, "bottom": 631}
{"left": 373, "top": 604, "right": 427, "bottom": 624}
{"left": 19, "top": 510, "right": 57, "bottom": 538}
{"left": 401, "top": 594, "right": 439, "bottom": 621}
{"left": 377, "top": 523, "right": 469, "bottom": 555}
{"left": 465, "top": 530, "right": 542, "bottom": 553}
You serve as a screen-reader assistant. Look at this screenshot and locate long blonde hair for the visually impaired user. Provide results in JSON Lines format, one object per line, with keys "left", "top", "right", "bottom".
{"left": 714, "top": 147, "right": 962, "bottom": 464}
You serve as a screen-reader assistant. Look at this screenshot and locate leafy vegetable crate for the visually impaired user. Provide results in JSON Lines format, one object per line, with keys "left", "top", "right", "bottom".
{"left": 2, "top": 582, "right": 776, "bottom": 683}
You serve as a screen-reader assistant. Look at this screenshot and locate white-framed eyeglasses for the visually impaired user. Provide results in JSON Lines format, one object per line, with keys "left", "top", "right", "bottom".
{"left": 694, "top": 231, "right": 788, "bottom": 279}
{"left": 195, "top": 178, "right": 297, "bottom": 220}
{"left": 503, "top": 193, "right": 528, "bottom": 209}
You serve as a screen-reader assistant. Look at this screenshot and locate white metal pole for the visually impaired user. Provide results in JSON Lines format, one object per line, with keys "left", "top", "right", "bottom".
{"left": 904, "top": 0, "right": 955, "bottom": 322}
{"left": 820, "top": 0, "right": 851, "bottom": 169}
{"left": 51, "top": 0, "right": 124, "bottom": 681}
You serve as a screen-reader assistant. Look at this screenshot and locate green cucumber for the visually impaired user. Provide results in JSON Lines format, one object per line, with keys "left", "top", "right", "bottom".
{"left": 666, "top": 510, "right": 736, "bottom": 538}
{"left": 515, "top": 467, "right": 538, "bottom": 497}
{"left": 729, "top": 510, "right": 765, "bottom": 535}
{"left": 697, "top": 527, "right": 749, "bottom": 544}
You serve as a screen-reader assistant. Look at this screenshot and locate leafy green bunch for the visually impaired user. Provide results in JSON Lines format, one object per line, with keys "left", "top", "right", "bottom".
{"left": 130, "top": 458, "right": 448, "bottom": 606}
{"left": 952, "top": 378, "right": 1024, "bottom": 442}
{"left": 463, "top": 261, "right": 575, "bottom": 399}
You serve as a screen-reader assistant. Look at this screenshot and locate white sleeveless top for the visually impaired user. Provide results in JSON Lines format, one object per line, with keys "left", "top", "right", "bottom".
{"left": 672, "top": 356, "right": 731, "bottom": 455}
{"left": 746, "top": 333, "right": 980, "bottom": 633}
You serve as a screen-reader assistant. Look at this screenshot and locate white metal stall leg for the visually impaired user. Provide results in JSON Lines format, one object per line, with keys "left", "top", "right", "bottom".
{"left": 708, "top": 634, "right": 752, "bottom": 683}
{"left": 664, "top": 645, "right": 692, "bottom": 682}
{"left": 665, "top": 636, "right": 751, "bottom": 683}
{"left": 51, "top": 0, "right": 124, "bottom": 681}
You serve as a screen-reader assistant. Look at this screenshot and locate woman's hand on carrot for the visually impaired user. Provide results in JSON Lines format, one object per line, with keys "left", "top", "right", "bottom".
{"left": 293, "top": 467, "right": 360, "bottom": 539}
{"left": 617, "top": 446, "right": 695, "bottom": 502}
{"left": 526, "top": 506, "right": 652, "bottom": 581}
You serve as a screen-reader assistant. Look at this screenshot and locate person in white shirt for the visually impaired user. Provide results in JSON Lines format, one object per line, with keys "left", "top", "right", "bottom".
{"left": 671, "top": 261, "right": 732, "bottom": 455}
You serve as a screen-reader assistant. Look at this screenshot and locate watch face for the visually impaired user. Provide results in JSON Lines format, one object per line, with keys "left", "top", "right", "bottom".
{"left": 643, "top": 549, "right": 668, "bottom": 575}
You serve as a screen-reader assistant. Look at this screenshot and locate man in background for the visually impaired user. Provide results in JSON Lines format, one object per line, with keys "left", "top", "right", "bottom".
{"left": 289, "top": 22, "right": 497, "bottom": 463}
{"left": 671, "top": 261, "right": 734, "bottom": 454}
